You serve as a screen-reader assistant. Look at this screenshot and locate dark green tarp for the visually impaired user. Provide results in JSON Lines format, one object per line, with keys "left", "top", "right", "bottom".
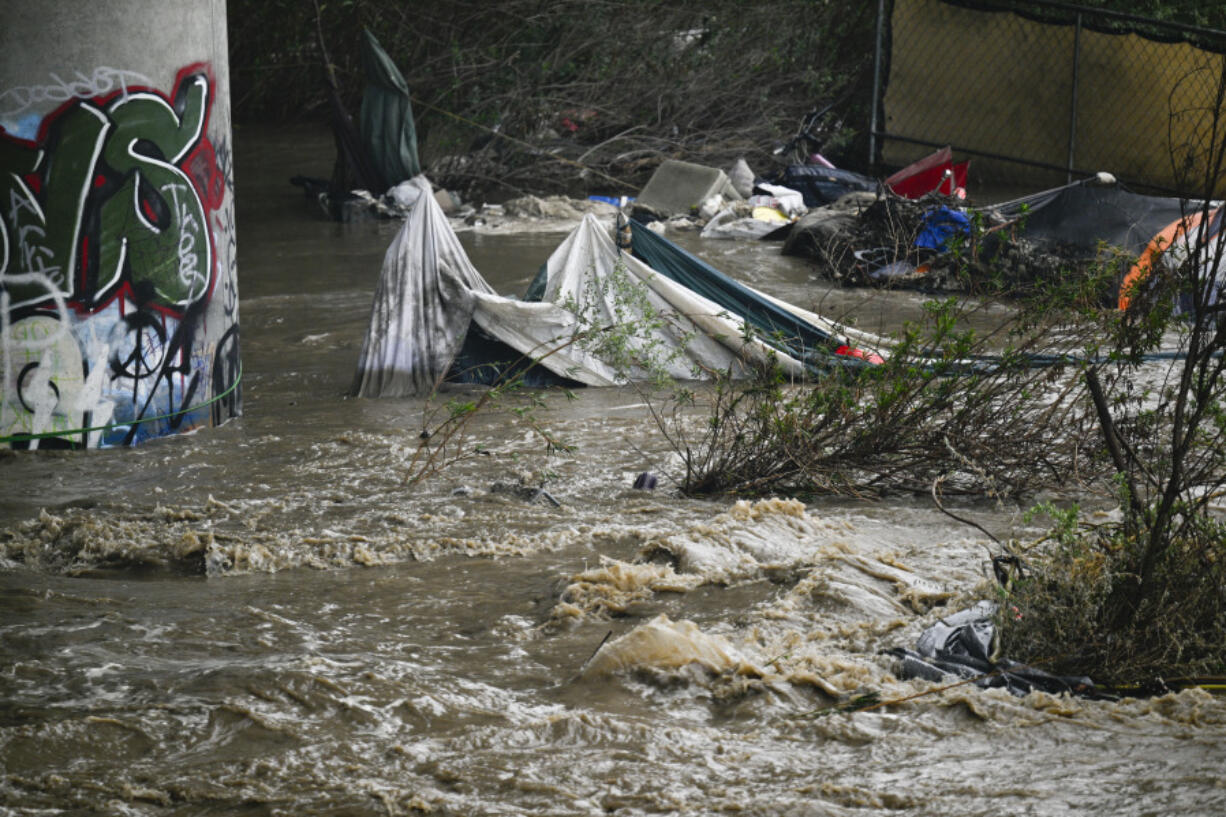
{"left": 628, "top": 220, "right": 851, "bottom": 367}
{"left": 359, "top": 28, "right": 421, "bottom": 192}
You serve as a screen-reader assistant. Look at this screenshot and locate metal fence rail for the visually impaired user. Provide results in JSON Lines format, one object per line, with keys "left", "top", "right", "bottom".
{"left": 872, "top": 0, "right": 1226, "bottom": 195}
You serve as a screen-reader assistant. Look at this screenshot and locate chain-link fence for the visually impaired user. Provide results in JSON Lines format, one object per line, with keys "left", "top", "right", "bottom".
{"left": 872, "top": 0, "right": 1226, "bottom": 195}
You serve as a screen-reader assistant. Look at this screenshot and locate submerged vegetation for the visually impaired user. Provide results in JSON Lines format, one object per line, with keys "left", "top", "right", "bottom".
{"left": 641, "top": 62, "right": 1226, "bottom": 685}
{"left": 654, "top": 295, "right": 1105, "bottom": 500}
{"left": 995, "top": 65, "right": 1226, "bottom": 686}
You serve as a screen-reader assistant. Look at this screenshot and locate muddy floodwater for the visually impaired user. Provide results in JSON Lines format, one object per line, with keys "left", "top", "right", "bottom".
{"left": 3, "top": 126, "right": 1225, "bottom": 816}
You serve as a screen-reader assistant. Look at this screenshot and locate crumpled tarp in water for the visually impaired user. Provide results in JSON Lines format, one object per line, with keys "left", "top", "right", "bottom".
{"left": 351, "top": 176, "right": 494, "bottom": 397}
{"left": 888, "top": 601, "right": 1098, "bottom": 698}
{"left": 351, "top": 177, "right": 620, "bottom": 397}
{"left": 352, "top": 176, "right": 889, "bottom": 397}
{"left": 628, "top": 218, "right": 886, "bottom": 368}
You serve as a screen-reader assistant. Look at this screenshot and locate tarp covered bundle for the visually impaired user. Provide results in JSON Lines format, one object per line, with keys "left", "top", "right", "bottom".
{"left": 303, "top": 29, "right": 422, "bottom": 220}
{"left": 776, "top": 165, "right": 877, "bottom": 208}
{"left": 352, "top": 178, "right": 887, "bottom": 397}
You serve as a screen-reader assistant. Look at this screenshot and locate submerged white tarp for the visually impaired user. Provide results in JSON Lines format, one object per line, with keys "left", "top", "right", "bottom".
{"left": 352, "top": 176, "right": 493, "bottom": 397}
{"left": 353, "top": 177, "right": 619, "bottom": 397}
{"left": 538, "top": 215, "right": 812, "bottom": 380}
{"left": 353, "top": 176, "right": 882, "bottom": 397}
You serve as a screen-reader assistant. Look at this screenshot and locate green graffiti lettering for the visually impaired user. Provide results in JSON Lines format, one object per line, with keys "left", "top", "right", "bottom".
{"left": 1, "top": 105, "right": 109, "bottom": 306}
{"left": 0, "top": 71, "right": 214, "bottom": 314}
{"left": 100, "top": 76, "right": 210, "bottom": 307}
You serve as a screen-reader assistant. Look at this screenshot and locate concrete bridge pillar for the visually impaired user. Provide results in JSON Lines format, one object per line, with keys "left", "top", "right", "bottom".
{"left": 0, "top": 0, "right": 240, "bottom": 448}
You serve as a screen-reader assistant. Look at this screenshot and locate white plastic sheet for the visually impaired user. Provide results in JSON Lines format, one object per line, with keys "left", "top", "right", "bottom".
{"left": 352, "top": 177, "right": 491, "bottom": 397}
{"left": 352, "top": 177, "right": 875, "bottom": 398}
{"left": 353, "top": 177, "right": 619, "bottom": 397}
{"left": 537, "top": 214, "right": 810, "bottom": 380}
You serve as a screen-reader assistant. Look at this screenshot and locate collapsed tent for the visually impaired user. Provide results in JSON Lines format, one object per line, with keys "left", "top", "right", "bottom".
{"left": 985, "top": 174, "right": 1199, "bottom": 260}
{"left": 1117, "top": 204, "right": 1225, "bottom": 311}
{"left": 352, "top": 178, "right": 887, "bottom": 397}
{"left": 352, "top": 177, "right": 618, "bottom": 397}
{"left": 984, "top": 175, "right": 1226, "bottom": 310}
{"left": 887, "top": 601, "right": 1099, "bottom": 698}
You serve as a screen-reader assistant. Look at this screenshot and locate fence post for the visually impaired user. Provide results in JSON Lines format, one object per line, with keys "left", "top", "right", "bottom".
{"left": 1066, "top": 11, "right": 1083, "bottom": 184}
{"left": 870, "top": 0, "right": 887, "bottom": 169}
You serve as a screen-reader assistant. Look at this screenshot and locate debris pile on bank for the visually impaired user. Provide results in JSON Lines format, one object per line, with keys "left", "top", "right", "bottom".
{"left": 299, "top": 28, "right": 1214, "bottom": 306}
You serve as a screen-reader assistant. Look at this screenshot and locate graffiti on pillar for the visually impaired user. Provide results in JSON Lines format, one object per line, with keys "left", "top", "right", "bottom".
{"left": 1, "top": 63, "right": 240, "bottom": 449}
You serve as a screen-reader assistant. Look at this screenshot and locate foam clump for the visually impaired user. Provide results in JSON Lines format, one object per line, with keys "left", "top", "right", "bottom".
{"left": 580, "top": 614, "right": 750, "bottom": 679}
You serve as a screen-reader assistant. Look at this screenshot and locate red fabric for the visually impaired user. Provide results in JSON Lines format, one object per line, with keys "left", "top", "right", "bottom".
{"left": 885, "top": 147, "right": 969, "bottom": 199}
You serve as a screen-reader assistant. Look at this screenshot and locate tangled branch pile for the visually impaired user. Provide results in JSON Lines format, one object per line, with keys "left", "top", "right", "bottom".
{"left": 658, "top": 296, "right": 1108, "bottom": 500}
{"left": 228, "top": 0, "right": 876, "bottom": 198}
{"left": 791, "top": 192, "right": 1125, "bottom": 303}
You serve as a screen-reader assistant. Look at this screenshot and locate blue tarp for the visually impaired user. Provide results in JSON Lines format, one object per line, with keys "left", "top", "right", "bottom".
{"left": 915, "top": 206, "right": 971, "bottom": 252}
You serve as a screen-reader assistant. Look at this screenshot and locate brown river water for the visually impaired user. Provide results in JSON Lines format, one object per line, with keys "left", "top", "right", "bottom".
{"left": 2, "top": 125, "right": 1225, "bottom": 816}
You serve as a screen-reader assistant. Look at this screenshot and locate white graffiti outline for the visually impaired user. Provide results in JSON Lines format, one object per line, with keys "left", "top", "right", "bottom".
{"left": 1, "top": 104, "right": 111, "bottom": 311}
{"left": 99, "top": 235, "right": 128, "bottom": 299}
{"left": 109, "top": 80, "right": 212, "bottom": 308}
{"left": 0, "top": 67, "right": 153, "bottom": 122}
{"left": 107, "top": 76, "right": 208, "bottom": 165}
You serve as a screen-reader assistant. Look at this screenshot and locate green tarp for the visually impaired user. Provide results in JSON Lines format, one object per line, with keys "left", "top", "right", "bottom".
{"left": 628, "top": 220, "right": 855, "bottom": 368}
{"left": 359, "top": 28, "right": 421, "bottom": 192}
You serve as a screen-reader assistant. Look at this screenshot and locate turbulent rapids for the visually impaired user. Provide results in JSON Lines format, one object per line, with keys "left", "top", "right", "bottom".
{"left": 3, "top": 126, "right": 1225, "bottom": 817}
